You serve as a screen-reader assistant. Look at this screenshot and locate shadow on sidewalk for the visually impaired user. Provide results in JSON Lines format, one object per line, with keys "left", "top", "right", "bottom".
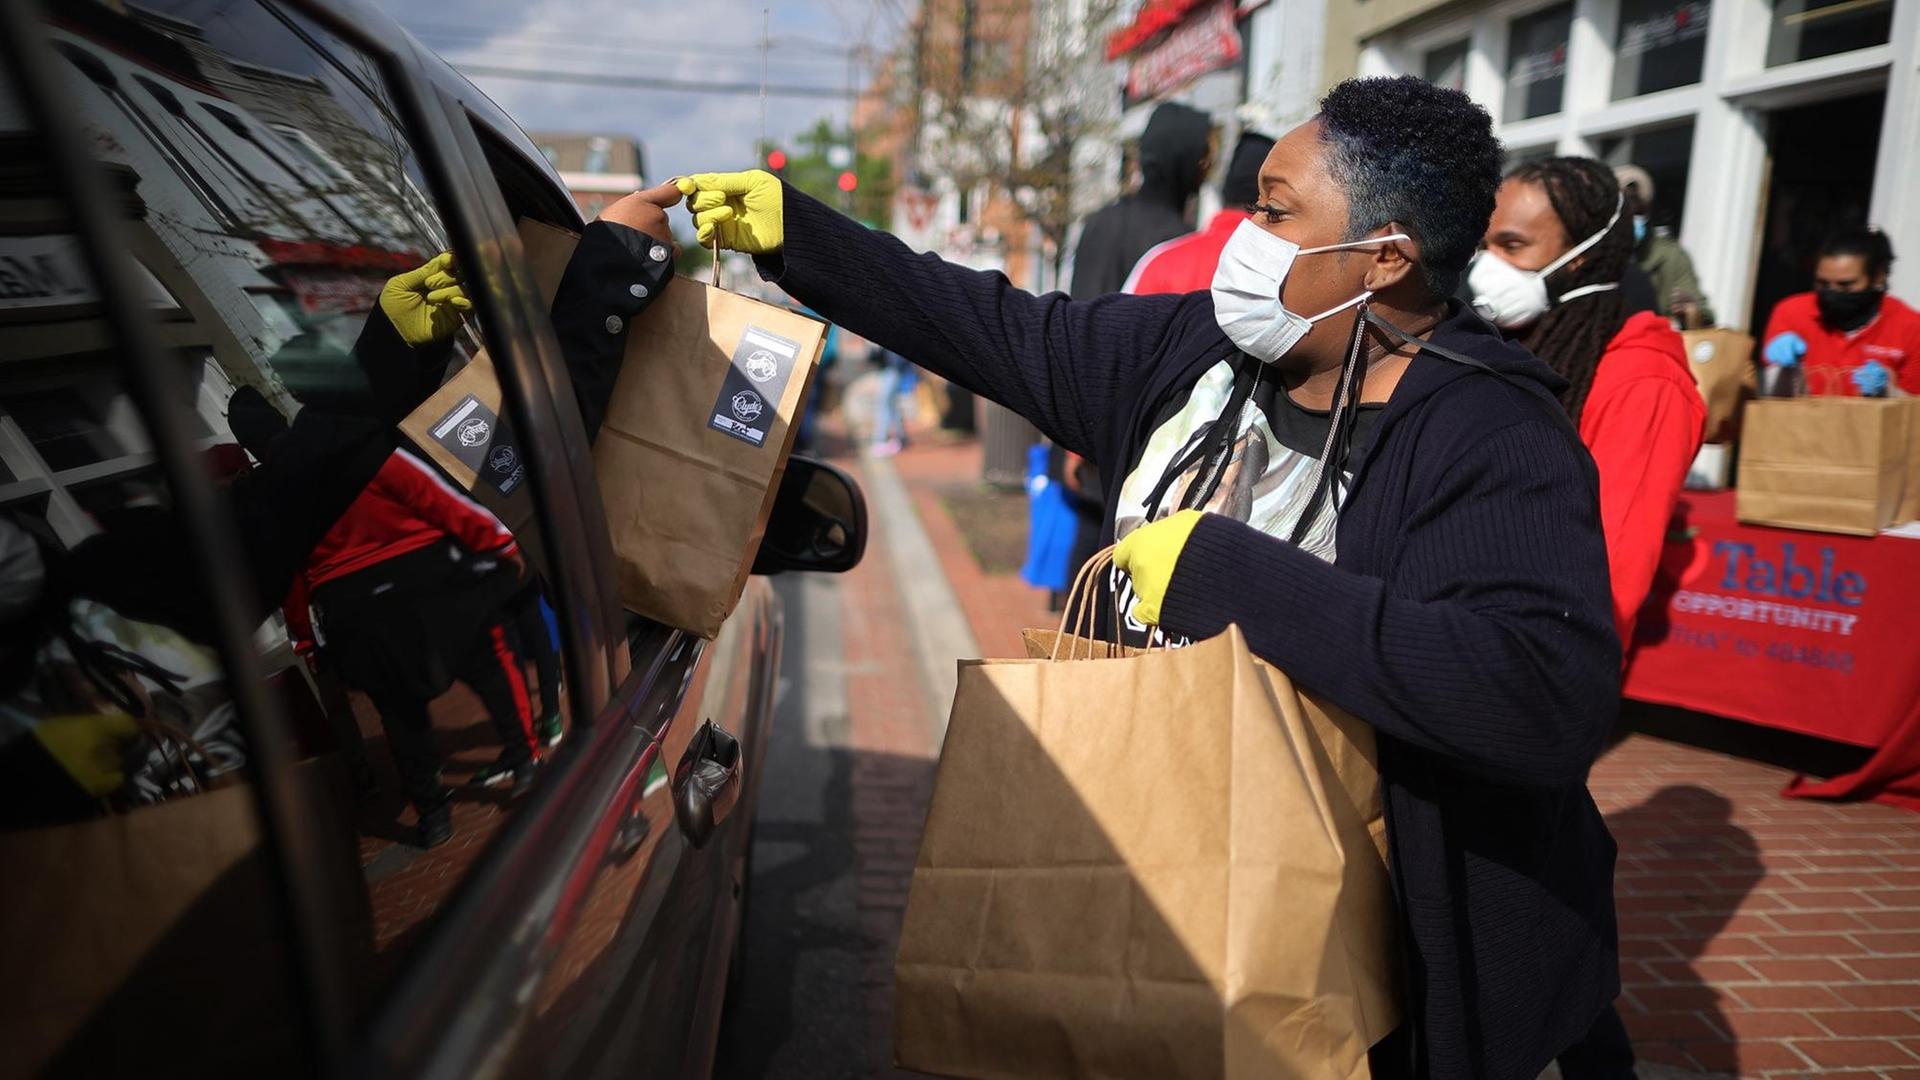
{"left": 715, "top": 572, "right": 934, "bottom": 1079}
{"left": 1606, "top": 785, "right": 1762, "bottom": 1075}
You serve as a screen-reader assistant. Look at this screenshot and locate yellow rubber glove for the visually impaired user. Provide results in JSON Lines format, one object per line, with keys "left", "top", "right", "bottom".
{"left": 675, "top": 170, "right": 784, "bottom": 254}
{"left": 34, "top": 712, "right": 139, "bottom": 796}
{"left": 1112, "top": 509, "right": 1204, "bottom": 627}
{"left": 380, "top": 251, "right": 471, "bottom": 347}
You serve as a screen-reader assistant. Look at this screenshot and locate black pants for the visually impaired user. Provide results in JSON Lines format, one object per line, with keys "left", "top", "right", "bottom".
{"left": 1365, "top": 1002, "right": 1637, "bottom": 1080}
{"left": 362, "top": 621, "right": 534, "bottom": 812}
{"left": 1558, "top": 1002, "right": 1639, "bottom": 1079}
{"left": 509, "top": 588, "right": 561, "bottom": 720}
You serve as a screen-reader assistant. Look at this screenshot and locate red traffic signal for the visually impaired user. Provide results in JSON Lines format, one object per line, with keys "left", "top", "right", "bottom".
{"left": 836, "top": 170, "right": 858, "bottom": 193}
{"left": 767, "top": 149, "right": 788, "bottom": 171}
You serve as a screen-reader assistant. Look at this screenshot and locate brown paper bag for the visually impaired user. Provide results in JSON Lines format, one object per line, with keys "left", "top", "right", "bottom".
{"left": 896, "top": 556, "right": 1398, "bottom": 1079}
{"left": 0, "top": 758, "right": 371, "bottom": 1078}
{"left": 400, "top": 349, "right": 544, "bottom": 569}
{"left": 402, "top": 220, "right": 824, "bottom": 637}
{"left": 1737, "top": 397, "right": 1915, "bottom": 535}
{"left": 1899, "top": 399, "right": 1920, "bottom": 525}
{"left": 1679, "top": 329, "right": 1756, "bottom": 444}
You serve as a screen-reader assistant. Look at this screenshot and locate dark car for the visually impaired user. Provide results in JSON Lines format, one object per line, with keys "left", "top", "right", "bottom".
{"left": 0, "top": 2, "right": 863, "bottom": 1076}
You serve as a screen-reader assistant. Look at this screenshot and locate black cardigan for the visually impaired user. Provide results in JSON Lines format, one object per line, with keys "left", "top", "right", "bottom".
{"left": 760, "top": 186, "right": 1624, "bottom": 1079}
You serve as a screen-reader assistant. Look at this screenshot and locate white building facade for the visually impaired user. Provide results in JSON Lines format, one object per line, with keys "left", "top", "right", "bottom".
{"left": 1353, "top": 0, "right": 1919, "bottom": 333}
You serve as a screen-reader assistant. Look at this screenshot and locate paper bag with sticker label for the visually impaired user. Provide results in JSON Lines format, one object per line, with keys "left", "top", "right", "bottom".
{"left": 896, "top": 551, "right": 1398, "bottom": 1079}
{"left": 402, "top": 218, "right": 823, "bottom": 637}
{"left": 400, "top": 348, "right": 543, "bottom": 571}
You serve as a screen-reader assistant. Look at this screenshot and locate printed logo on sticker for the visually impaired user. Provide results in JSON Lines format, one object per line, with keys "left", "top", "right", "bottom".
{"left": 710, "top": 322, "right": 804, "bottom": 447}
{"left": 745, "top": 349, "right": 780, "bottom": 384}
{"left": 458, "top": 417, "right": 491, "bottom": 446}
{"left": 731, "top": 390, "right": 765, "bottom": 422}
{"left": 489, "top": 445, "right": 518, "bottom": 475}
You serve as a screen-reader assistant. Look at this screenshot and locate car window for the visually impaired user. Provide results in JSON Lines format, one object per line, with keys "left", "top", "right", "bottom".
{"left": 10, "top": 0, "right": 587, "bottom": 1039}
{"left": 0, "top": 64, "right": 318, "bottom": 1075}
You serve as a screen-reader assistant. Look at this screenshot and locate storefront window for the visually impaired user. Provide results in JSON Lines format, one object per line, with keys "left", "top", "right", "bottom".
{"left": 1423, "top": 39, "right": 1470, "bottom": 93}
{"left": 1597, "top": 121, "right": 1696, "bottom": 233}
{"left": 1613, "top": 0, "right": 1709, "bottom": 99}
{"left": 1504, "top": 4, "right": 1573, "bottom": 122}
{"left": 1766, "top": 0, "right": 1893, "bottom": 66}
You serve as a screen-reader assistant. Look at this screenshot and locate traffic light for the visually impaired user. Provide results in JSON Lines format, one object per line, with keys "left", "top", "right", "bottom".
{"left": 836, "top": 170, "right": 858, "bottom": 193}
{"left": 766, "top": 148, "right": 788, "bottom": 175}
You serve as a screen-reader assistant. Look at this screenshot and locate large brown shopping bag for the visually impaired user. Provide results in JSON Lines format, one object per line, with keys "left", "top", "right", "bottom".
{"left": 895, "top": 553, "right": 1399, "bottom": 1079}
{"left": 1736, "top": 397, "right": 1915, "bottom": 536}
{"left": 403, "top": 219, "right": 824, "bottom": 636}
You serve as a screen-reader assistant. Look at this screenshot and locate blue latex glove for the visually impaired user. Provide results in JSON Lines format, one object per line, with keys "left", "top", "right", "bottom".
{"left": 1852, "top": 360, "right": 1892, "bottom": 396}
{"left": 1763, "top": 331, "right": 1807, "bottom": 367}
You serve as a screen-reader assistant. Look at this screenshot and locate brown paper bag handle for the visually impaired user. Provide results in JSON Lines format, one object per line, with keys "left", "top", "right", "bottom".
{"left": 710, "top": 235, "right": 721, "bottom": 289}
{"left": 1048, "top": 542, "right": 1175, "bottom": 661}
{"left": 1052, "top": 546, "right": 1122, "bottom": 662}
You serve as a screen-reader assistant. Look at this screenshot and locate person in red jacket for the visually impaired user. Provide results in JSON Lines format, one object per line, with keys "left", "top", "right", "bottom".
{"left": 1760, "top": 227, "right": 1920, "bottom": 397}
{"left": 231, "top": 388, "right": 535, "bottom": 849}
{"left": 1122, "top": 130, "right": 1276, "bottom": 296}
{"left": 1471, "top": 153, "right": 1704, "bottom": 1077}
{"left": 1472, "top": 156, "right": 1705, "bottom": 654}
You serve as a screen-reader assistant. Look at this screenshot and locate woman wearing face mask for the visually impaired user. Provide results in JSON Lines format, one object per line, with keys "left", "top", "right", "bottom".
{"left": 681, "top": 77, "right": 1626, "bottom": 1079}
{"left": 1761, "top": 227, "right": 1919, "bottom": 397}
{"left": 1471, "top": 156, "right": 1705, "bottom": 650}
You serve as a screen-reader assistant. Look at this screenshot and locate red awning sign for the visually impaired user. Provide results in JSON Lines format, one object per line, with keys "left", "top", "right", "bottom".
{"left": 1125, "top": 0, "right": 1243, "bottom": 100}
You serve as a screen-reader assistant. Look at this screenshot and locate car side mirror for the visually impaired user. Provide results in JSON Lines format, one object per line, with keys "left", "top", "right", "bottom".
{"left": 752, "top": 455, "right": 867, "bottom": 575}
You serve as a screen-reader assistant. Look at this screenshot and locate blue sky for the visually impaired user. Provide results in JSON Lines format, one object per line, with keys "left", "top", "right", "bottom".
{"left": 373, "top": 0, "right": 905, "bottom": 185}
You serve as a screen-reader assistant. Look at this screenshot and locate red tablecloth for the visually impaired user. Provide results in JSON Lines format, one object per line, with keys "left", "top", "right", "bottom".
{"left": 1625, "top": 491, "right": 1920, "bottom": 810}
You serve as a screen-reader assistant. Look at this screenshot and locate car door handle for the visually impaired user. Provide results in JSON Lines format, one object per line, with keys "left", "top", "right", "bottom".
{"left": 672, "top": 719, "right": 741, "bottom": 849}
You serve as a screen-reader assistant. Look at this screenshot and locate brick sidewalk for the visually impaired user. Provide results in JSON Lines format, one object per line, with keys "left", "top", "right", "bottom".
{"left": 874, "top": 433, "right": 1920, "bottom": 1079}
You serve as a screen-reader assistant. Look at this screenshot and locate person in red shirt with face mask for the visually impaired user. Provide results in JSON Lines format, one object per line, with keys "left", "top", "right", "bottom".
{"left": 1761, "top": 227, "right": 1920, "bottom": 397}
{"left": 1471, "top": 156, "right": 1706, "bottom": 652}
{"left": 1470, "top": 152, "right": 1707, "bottom": 1079}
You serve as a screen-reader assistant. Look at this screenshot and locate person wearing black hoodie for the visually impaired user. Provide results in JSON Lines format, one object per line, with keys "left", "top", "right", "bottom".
{"left": 1069, "top": 101, "right": 1216, "bottom": 300}
{"left": 1048, "top": 102, "right": 1217, "bottom": 607}
{"left": 680, "top": 74, "right": 1623, "bottom": 1078}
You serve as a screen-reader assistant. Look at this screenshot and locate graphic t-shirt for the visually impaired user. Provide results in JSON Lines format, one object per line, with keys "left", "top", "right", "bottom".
{"left": 1109, "top": 359, "right": 1382, "bottom": 646}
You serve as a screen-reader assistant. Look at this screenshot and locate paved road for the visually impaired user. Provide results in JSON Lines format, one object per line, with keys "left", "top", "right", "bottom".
{"left": 713, "top": 573, "right": 871, "bottom": 1079}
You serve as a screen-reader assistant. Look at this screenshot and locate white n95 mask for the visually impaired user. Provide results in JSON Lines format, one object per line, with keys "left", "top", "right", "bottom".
{"left": 1467, "top": 193, "right": 1624, "bottom": 329}
{"left": 1210, "top": 219, "right": 1411, "bottom": 364}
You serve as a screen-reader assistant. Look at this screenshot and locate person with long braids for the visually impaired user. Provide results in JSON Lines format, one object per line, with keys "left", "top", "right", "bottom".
{"left": 1472, "top": 156, "right": 1705, "bottom": 650}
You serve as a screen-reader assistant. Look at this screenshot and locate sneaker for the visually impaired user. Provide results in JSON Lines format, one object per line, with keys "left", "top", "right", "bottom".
{"left": 536, "top": 713, "right": 564, "bottom": 751}
{"left": 871, "top": 438, "right": 903, "bottom": 458}
{"left": 415, "top": 788, "right": 454, "bottom": 849}
{"left": 470, "top": 755, "right": 538, "bottom": 797}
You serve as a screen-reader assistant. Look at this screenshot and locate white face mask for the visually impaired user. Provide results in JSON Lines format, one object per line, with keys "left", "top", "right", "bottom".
{"left": 1467, "top": 193, "right": 1624, "bottom": 329}
{"left": 1210, "top": 219, "right": 1411, "bottom": 364}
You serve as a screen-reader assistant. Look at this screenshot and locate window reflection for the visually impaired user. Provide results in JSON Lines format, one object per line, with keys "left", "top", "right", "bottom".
{"left": 1766, "top": 0, "right": 1894, "bottom": 66}
{"left": 3, "top": 3, "right": 576, "bottom": 1066}
{"left": 1612, "top": 0, "right": 1709, "bottom": 99}
{"left": 1504, "top": 3, "right": 1573, "bottom": 123}
{"left": 1423, "top": 39, "right": 1470, "bottom": 94}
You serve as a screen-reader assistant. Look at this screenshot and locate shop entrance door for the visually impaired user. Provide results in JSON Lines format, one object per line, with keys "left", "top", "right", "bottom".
{"left": 1748, "top": 90, "right": 1886, "bottom": 333}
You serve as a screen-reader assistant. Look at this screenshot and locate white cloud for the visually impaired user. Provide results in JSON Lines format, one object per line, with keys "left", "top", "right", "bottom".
{"left": 374, "top": 0, "right": 894, "bottom": 186}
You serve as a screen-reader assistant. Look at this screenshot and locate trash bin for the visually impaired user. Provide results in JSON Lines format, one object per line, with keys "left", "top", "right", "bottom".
{"left": 980, "top": 400, "right": 1039, "bottom": 489}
